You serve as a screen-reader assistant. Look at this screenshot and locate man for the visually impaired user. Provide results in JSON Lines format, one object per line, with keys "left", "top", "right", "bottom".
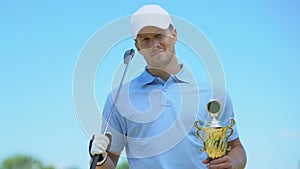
{"left": 90, "top": 4, "right": 247, "bottom": 169}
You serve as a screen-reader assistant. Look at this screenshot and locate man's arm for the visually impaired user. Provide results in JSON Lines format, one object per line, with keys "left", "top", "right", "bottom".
{"left": 227, "top": 138, "right": 247, "bottom": 169}
{"left": 203, "top": 138, "right": 247, "bottom": 169}
{"left": 96, "top": 152, "right": 120, "bottom": 169}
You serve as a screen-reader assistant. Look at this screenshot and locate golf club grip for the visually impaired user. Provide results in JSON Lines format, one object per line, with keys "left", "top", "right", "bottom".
{"left": 90, "top": 154, "right": 104, "bottom": 169}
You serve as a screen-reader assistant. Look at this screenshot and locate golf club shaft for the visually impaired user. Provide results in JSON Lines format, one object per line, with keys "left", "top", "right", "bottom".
{"left": 103, "top": 51, "right": 133, "bottom": 133}
{"left": 90, "top": 49, "right": 134, "bottom": 169}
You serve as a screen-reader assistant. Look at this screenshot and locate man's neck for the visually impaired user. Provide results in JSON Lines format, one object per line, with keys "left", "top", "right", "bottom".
{"left": 147, "top": 64, "right": 181, "bottom": 82}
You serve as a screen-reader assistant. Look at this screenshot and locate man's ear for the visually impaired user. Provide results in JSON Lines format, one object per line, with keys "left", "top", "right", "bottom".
{"left": 171, "top": 29, "right": 178, "bottom": 43}
{"left": 135, "top": 41, "right": 140, "bottom": 51}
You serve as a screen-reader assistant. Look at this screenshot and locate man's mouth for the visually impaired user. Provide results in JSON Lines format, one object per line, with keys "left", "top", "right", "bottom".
{"left": 151, "top": 49, "right": 164, "bottom": 56}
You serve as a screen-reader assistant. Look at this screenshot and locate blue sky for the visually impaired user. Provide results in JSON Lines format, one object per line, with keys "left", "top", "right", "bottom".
{"left": 1, "top": 0, "right": 300, "bottom": 169}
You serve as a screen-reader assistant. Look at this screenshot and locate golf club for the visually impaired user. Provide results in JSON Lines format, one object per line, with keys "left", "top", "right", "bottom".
{"left": 90, "top": 49, "right": 135, "bottom": 169}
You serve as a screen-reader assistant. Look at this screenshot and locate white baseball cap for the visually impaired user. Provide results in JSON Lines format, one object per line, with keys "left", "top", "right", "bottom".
{"left": 130, "top": 4, "right": 173, "bottom": 39}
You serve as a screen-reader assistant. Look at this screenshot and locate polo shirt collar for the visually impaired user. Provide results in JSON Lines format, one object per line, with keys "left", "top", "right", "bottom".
{"left": 173, "top": 64, "right": 191, "bottom": 83}
{"left": 138, "top": 64, "right": 192, "bottom": 86}
{"left": 138, "top": 68, "right": 156, "bottom": 85}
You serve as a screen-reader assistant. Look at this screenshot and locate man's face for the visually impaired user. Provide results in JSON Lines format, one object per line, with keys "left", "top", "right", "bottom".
{"left": 135, "top": 26, "right": 177, "bottom": 69}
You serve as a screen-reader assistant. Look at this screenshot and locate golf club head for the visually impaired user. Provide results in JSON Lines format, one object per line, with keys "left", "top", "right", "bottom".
{"left": 123, "top": 49, "right": 135, "bottom": 65}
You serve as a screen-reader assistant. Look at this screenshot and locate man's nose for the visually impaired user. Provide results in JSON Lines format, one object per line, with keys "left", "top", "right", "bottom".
{"left": 150, "top": 37, "right": 160, "bottom": 47}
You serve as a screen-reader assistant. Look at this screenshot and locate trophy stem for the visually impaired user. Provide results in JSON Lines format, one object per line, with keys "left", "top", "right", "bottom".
{"left": 208, "top": 117, "right": 222, "bottom": 128}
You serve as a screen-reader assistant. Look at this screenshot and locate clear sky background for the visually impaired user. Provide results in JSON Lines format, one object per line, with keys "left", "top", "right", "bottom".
{"left": 1, "top": 0, "right": 300, "bottom": 169}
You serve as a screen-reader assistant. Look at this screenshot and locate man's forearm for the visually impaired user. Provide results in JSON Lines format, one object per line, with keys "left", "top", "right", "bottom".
{"left": 227, "top": 139, "right": 247, "bottom": 169}
{"left": 95, "top": 152, "right": 119, "bottom": 169}
{"left": 95, "top": 157, "right": 116, "bottom": 169}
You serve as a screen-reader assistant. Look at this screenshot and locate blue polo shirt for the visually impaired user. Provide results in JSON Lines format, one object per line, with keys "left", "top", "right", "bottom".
{"left": 101, "top": 65, "right": 239, "bottom": 169}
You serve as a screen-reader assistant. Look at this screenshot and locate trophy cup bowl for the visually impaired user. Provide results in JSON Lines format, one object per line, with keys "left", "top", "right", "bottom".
{"left": 194, "top": 99, "right": 235, "bottom": 159}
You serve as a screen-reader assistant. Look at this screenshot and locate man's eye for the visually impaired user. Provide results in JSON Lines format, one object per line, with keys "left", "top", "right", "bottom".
{"left": 141, "top": 37, "right": 150, "bottom": 42}
{"left": 155, "top": 34, "right": 163, "bottom": 38}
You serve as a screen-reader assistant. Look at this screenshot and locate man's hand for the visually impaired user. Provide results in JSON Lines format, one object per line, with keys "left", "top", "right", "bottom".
{"left": 203, "top": 138, "right": 247, "bottom": 169}
{"left": 89, "top": 133, "right": 112, "bottom": 166}
{"left": 203, "top": 155, "right": 234, "bottom": 169}
{"left": 202, "top": 138, "right": 247, "bottom": 169}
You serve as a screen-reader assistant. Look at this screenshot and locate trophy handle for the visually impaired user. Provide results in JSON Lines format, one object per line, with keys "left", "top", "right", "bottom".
{"left": 227, "top": 118, "right": 235, "bottom": 140}
{"left": 226, "top": 118, "right": 235, "bottom": 151}
{"left": 194, "top": 120, "right": 205, "bottom": 152}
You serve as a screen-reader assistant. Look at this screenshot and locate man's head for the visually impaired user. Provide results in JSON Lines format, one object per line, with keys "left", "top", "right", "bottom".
{"left": 130, "top": 4, "right": 178, "bottom": 71}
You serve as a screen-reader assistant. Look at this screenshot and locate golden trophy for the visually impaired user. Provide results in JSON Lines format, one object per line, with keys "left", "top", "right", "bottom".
{"left": 194, "top": 99, "right": 235, "bottom": 159}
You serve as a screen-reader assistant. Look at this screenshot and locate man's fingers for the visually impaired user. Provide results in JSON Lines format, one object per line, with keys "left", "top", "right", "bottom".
{"left": 202, "top": 157, "right": 211, "bottom": 164}
{"left": 90, "top": 134, "right": 110, "bottom": 155}
{"left": 208, "top": 157, "right": 226, "bottom": 165}
{"left": 105, "top": 132, "right": 112, "bottom": 151}
{"left": 206, "top": 156, "right": 233, "bottom": 169}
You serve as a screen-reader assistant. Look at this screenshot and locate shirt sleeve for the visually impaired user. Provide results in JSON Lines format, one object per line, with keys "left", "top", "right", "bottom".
{"left": 220, "top": 92, "right": 239, "bottom": 142}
